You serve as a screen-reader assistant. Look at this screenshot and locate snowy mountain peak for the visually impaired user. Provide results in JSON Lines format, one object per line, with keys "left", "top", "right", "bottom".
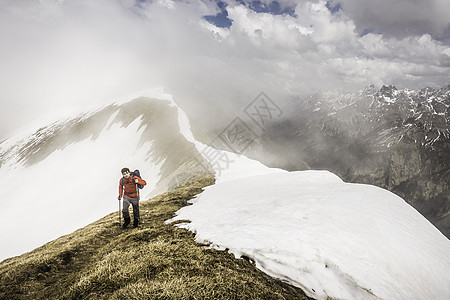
{"left": 379, "top": 84, "right": 398, "bottom": 99}
{"left": 361, "top": 83, "right": 377, "bottom": 95}
{"left": 109, "top": 87, "right": 175, "bottom": 106}
{"left": 298, "top": 84, "right": 450, "bottom": 147}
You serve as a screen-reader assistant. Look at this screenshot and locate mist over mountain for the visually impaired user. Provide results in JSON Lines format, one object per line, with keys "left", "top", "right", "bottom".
{"left": 248, "top": 84, "right": 449, "bottom": 238}
{"left": 2, "top": 0, "right": 450, "bottom": 141}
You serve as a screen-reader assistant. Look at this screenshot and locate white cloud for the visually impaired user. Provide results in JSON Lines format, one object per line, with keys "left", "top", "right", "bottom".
{"left": 0, "top": 0, "right": 449, "bottom": 140}
{"left": 329, "top": 0, "right": 450, "bottom": 39}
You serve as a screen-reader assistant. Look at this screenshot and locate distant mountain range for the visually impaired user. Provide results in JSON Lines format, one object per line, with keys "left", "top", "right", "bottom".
{"left": 254, "top": 84, "right": 450, "bottom": 238}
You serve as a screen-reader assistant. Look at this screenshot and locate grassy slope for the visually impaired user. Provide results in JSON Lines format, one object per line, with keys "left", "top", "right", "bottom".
{"left": 0, "top": 176, "right": 311, "bottom": 300}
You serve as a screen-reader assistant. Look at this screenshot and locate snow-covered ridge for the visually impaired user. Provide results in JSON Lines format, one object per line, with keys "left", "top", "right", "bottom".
{"left": 0, "top": 88, "right": 173, "bottom": 150}
{"left": 0, "top": 88, "right": 206, "bottom": 262}
{"left": 170, "top": 170, "right": 450, "bottom": 300}
{"left": 0, "top": 86, "right": 276, "bottom": 262}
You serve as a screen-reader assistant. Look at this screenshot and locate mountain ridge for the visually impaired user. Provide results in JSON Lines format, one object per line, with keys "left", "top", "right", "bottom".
{"left": 1, "top": 87, "right": 449, "bottom": 299}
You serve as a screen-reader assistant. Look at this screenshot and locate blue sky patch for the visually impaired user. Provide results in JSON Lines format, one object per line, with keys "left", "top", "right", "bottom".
{"left": 246, "top": 0, "right": 296, "bottom": 16}
{"left": 326, "top": 1, "right": 342, "bottom": 14}
{"left": 203, "top": 1, "right": 233, "bottom": 28}
{"left": 203, "top": 0, "right": 297, "bottom": 28}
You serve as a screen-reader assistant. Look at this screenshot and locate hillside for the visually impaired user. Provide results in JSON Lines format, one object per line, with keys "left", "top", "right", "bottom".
{"left": 0, "top": 175, "right": 311, "bottom": 299}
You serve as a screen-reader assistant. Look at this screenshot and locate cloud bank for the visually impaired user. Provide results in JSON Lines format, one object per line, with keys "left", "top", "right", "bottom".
{"left": 0, "top": 0, "right": 449, "bottom": 139}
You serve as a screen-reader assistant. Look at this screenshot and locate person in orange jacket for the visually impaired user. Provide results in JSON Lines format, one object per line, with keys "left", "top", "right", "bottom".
{"left": 118, "top": 167, "right": 147, "bottom": 228}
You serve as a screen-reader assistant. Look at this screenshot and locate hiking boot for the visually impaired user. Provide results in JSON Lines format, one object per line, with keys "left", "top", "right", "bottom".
{"left": 133, "top": 219, "right": 139, "bottom": 228}
{"left": 122, "top": 217, "right": 130, "bottom": 229}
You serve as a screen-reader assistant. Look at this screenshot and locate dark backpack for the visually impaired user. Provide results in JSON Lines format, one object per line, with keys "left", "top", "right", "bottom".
{"left": 132, "top": 169, "right": 145, "bottom": 189}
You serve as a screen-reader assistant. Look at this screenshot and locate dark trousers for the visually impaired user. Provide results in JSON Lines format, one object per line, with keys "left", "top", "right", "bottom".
{"left": 122, "top": 196, "right": 139, "bottom": 221}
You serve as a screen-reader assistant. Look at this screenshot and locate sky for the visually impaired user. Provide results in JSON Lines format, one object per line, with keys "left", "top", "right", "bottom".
{"left": 1, "top": 0, "right": 450, "bottom": 140}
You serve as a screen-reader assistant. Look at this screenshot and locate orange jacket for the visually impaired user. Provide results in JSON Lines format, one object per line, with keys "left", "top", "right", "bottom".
{"left": 119, "top": 176, "right": 147, "bottom": 199}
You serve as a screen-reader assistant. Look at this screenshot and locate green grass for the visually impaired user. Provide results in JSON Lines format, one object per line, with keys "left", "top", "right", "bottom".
{"left": 0, "top": 175, "right": 311, "bottom": 299}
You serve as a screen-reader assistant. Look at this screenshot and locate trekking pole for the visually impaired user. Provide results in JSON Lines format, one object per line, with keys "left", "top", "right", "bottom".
{"left": 136, "top": 182, "right": 140, "bottom": 224}
{"left": 118, "top": 197, "right": 121, "bottom": 227}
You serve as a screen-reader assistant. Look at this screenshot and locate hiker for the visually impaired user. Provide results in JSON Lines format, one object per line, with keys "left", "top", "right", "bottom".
{"left": 118, "top": 168, "right": 147, "bottom": 228}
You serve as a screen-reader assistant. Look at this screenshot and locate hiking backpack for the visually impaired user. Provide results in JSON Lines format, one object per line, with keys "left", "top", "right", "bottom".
{"left": 132, "top": 169, "right": 145, "bottom": 189}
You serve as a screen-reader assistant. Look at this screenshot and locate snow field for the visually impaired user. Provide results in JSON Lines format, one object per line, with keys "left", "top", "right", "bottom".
{"left": 170, "top": 171, "right": 450, "bottom": 300}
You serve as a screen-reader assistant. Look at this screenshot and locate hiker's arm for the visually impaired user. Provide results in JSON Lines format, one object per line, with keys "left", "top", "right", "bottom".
{"left": 135, "top": 177, "right": 147, "bottom": 186}
{"left": 118, "top": 179, "right": 123, "bottom": 200}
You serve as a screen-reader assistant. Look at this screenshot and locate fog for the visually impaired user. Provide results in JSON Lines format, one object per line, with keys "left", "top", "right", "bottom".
{"left": 1, "top": 0, "right": 449, "bottom": 140}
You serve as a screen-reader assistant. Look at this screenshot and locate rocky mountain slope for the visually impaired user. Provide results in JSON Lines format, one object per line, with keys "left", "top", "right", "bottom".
{"left": 258, "top": 84, "right": 450, "bottom": 237}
